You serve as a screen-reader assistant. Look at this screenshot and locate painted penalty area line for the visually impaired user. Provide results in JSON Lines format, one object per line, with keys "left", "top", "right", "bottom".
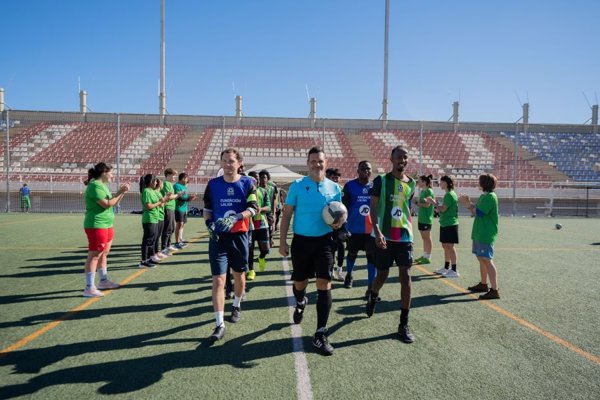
{"left": 282, "top": 256, "right": 314, "bottom": 400}
{"left": 413, "top": 264, "right": 600, "bottom": 366}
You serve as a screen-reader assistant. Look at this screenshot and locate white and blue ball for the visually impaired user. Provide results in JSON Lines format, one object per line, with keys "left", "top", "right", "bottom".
{"left": 322, "top": 201, "right": 348, "bottom": 226}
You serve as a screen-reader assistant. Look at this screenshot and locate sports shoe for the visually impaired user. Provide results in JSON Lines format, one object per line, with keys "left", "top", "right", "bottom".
{"left": 209, "top": 324, "right": 226, "bottom": 342}
{"left": 97, "top": 279, "right": 120, "bottom": 290}
{"left": 444, "top": 269, "right": 460, "bottom": 278}
{"left": 82, "top": 287, "right": 104, "bottom": 298}
{"left": 468, "top": 282, "right": 489, "bottom": 292}
{"left": 146, "top": 259, "right": 159, "bottom": 267}
{"left": 479, "top": 288, "right": 500, "bottom": 300}
{"left": 332, "top": 267, "right": 344, "bottom": 281}
{"left": 168, "top": 245, "right": 178, "bottom": 251}
{"left": 150, "top": 255, "right": 161, "bottom": 263}
{"left": 138, "top": 261, "right": 155, "bottom": 269}
{"left": 366, "top": 290, "right": 378, "bottom": 317}
{"left": 293, "top": 297, "right": 308, "bottom": 324}
{"left": 312, "top": 331, "right": 334, "bottom": 356}
{"left": 258, "top": 258, "right": 266, "bottom": 272}
{"left": 413, "top": 256, "right": 425, "bottom": 265}
{"left": 161, "top": 250, "right": 171, "bottom": 257}
{"left": 247, "top": 269, "right": 256, "bottom": 281}
{"left": 230, "top": 306, "right": 241, "bottom": 323}
{"left": 398, "top": 324, "right": 415, "bottom": 343}
{"left": 178, "top": 242, "right": 188, "bottom": 248}
{"left": 364, "top": 289, "right": 382, "bottom": 302}
{"left": 155, "top": 252, "right": 167, "bottom": 260}
{"left": 418, "top": 257, "right": 431, "bottom": 265}
{"left": 344, "top": 274, "right": 353, "bottom": 289}
{"left": 434, "top": 267, "right": 450, "bottom": 275}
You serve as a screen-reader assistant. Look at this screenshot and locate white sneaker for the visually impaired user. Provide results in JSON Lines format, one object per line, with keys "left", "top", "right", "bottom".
{"left": 444, "top": 269, "right": 460, "bottom": 278}
{"left": 168, "top": 245, "right": 178, "bottom": 251}
{"left": 97, "top": 279, "right": 120, "bottom": 290}
{"left": 82, "top": 287, "right": 104, "bottom": 297}
{"left": 434, "top": 267, "right": 449, "bottom": 275}
{"left": 151, "top": 255, "right": 162, "bottom": 263}
{"left": 161, "top": 250, "right": 171, "bottom": 257}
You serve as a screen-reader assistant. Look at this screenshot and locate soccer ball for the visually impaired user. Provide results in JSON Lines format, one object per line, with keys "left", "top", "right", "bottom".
{"left": 532, "top": 213, "right": 536, "bottom": 218}
{"left": 555, "top": 223, "right": 562, "bottom": 230}
{"left": 322, "top": 201, "right": 348, "bottom": 226}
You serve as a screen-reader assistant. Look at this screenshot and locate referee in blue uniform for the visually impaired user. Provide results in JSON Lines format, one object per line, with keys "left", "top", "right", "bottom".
{"left": 279, "top": 146, "right": 342, "bottom": 356}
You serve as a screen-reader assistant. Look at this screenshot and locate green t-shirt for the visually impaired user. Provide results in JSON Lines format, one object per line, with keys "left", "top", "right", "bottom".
{"left": 417, "top": 187, "right": 435, "bottom": 224}
{"left": 472, "top": 192, "right": 499, "bottom": 244}
{"left": 371, "top": 173, "right": 416, "bottom": 243}
{"left": 173, "top": 182, "right": 190, "bottom": 213}
{"left": 84, "top": 179, "right": 114, "bottom": 228}
{"left": 161, "top": 180, "right": 176, "bottom": 210}
{"left": 141, "top": 188, "right": 161, "bottom": 224}
{"left": 156, "top": 189, "right": 165, "bottom": 221}
{"left": 439, "top": 190, "right": 458, "bottom": 227}
{"left": 252, "top": 186, "right": 271, "bottom": 229}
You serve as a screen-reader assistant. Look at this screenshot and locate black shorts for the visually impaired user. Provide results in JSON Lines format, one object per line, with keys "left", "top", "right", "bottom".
{"left": 290, "top": 233, "right": 334, "bottom": 281}
{"left": 175, "top": 210, "right": 187, "bottom": 223}
{"left": 418, "top": 223, "right": 432, "bottom": 231}
{"left": 373, "top": 241, "right": 413, "bottom": 270}
{"left": 440, "top": 225, "right": 459, "bottom": 244}
{"left": 347, "top": 233, "right": 374, "bottom": 255}
{"left": 252, "top": 228, "right": 269, "bottom": 243}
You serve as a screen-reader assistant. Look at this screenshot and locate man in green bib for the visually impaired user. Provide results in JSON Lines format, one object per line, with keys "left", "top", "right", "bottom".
{"left": 367, "top": 146, "right": 416, "bottom": 343}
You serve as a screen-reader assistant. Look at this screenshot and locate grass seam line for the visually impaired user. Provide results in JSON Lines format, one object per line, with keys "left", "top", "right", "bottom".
{"left": 414, "top": 264, "right": 600, "bottom": 366}
{"left": 282, "top": 256, "right": 314, "bottom": 400}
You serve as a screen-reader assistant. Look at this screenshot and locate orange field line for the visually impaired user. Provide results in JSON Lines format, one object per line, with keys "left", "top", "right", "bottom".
{"left": 0, "top": 268, "right": 147, "bottom": 357}
{"left": 0, "top": 233, "right": 208, "bottom": 357}
{"left": 413, "top": 264, "right": 600, "bottom": 366}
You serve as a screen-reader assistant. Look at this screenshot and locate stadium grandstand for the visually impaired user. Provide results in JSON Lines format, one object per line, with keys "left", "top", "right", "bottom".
{"left": 1, "top": 110, "right": 599, "bottom": 216}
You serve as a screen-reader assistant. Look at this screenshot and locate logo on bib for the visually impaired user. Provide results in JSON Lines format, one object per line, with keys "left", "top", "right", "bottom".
{"left": 359, "top": 205, "right": 370, "bottom": 216}
{"left": 391, "top": 207, "right": 403, "bottom": 220}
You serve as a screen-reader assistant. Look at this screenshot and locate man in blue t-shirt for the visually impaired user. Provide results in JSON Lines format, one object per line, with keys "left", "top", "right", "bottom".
{"left": 20, "top": 183, "right": 31, "bottom": 212}
{"left": 279, "top": 146, "right": 342, "bottom": 356}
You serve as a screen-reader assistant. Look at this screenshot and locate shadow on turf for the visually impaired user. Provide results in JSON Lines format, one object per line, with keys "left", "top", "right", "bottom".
{"left": 0, "top": 322, "right": 297, "bottom": 397}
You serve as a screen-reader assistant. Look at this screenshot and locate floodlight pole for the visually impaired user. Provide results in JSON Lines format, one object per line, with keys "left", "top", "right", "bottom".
{"left": 381, "top": 0, "right": 389, "bottom": 130}
{"left": 159, "top": 0, "right": 167, "bottom": 119}
{"left": 116, "top": 113, "right": 121, "bottom": 213}
{"left": 419, "top": 122, "right": 424, "bottom": 175}
{"left": 512, "top": 117, "right": 523, "bottom": 216}
{"left": 4, "top": 109, "right": 9, "bottom": 212}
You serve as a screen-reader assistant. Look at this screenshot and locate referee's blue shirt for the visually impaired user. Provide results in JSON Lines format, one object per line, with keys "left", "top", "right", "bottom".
{"left": 285, "top": 176, "right": 342, "bottom": 237}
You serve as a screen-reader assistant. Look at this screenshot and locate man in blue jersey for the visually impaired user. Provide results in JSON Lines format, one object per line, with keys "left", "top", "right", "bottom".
{"left": 342, "top": 161, "right": 376, "bottom": 291}
{"left": 203, "top": 148, "right": 258, "bottom": 343}
{"left": 279, "top": 146, "right": 342, "bottom": 356}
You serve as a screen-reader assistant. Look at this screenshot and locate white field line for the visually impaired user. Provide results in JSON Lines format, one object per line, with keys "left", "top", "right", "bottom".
{"left": 282, "top": 256, "right": 313, "bottom": 400}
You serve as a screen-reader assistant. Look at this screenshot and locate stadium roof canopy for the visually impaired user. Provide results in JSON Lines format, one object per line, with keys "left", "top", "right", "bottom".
{"left": 247, "top": 164, "right": 303, "bottom": 183}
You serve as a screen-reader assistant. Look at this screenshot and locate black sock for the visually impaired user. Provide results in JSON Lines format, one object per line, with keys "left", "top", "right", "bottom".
{"left": 316, "top": 289, "right": 332, "bottom": 331}
{"left": 400, "top": 308, "right": 410, "bottom": 326}
{"left": 451, "top": 264, "right": 457, "bottom": 272}
{"left": 292, "top": 285, "right": 306, "bottom": 304}
{"left": 444, "top": 261, "right": 450, "bottom": 269}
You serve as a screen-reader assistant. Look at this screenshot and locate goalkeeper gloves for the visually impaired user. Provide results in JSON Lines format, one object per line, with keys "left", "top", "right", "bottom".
{"left": 214, "top": 213, "right": 244, "bottom": 233}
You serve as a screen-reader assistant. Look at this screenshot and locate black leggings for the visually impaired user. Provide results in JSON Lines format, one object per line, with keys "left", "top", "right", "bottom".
{"left": 155, "top": 221, "right": 164, "bottom": 254}
{"left": 142, "top": 222, "right": 158, "bottom": 261}
{"left": 161, "top": 209, "right": 175, "bottom": 250}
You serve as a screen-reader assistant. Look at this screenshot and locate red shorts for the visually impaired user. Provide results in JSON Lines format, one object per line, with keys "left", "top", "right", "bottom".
{"left": 85, "top": 227, "right": 114, "bottom": 252}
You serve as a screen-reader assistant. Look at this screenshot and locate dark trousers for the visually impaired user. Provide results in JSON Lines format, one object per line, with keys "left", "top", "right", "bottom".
{"left": 161, "top": 209, "right": 175, "bottom": 250}
{"left": 142, "top": 222, "right": 158, "bottom": 261}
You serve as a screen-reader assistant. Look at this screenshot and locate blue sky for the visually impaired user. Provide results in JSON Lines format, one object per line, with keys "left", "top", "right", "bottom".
{"left": 1, "top": 0, "right": 598, "bottom": 124}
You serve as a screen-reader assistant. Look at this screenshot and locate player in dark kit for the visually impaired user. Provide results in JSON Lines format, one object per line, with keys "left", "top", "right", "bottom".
{"left": 341, "top": 161, "right": 375, "bottom": 292}
{"left": 203, "top": 148, "right": 258, "bottom": 342}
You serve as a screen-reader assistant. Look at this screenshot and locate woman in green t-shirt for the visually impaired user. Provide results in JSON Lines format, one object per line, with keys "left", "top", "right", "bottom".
{"left": 428, "top": 175, "right": 460, "bottom": 278}
{"left": 414, "top": 174, "right": 435, "bottom": 265}
{"left": 83, "top": 162, "right": 130, "bottom": 297}
{"left": 460, "top": 173, "right": 500, "bottom": 300}
{"left": 139, "top": 174, "right": 169, "bottom": 268}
